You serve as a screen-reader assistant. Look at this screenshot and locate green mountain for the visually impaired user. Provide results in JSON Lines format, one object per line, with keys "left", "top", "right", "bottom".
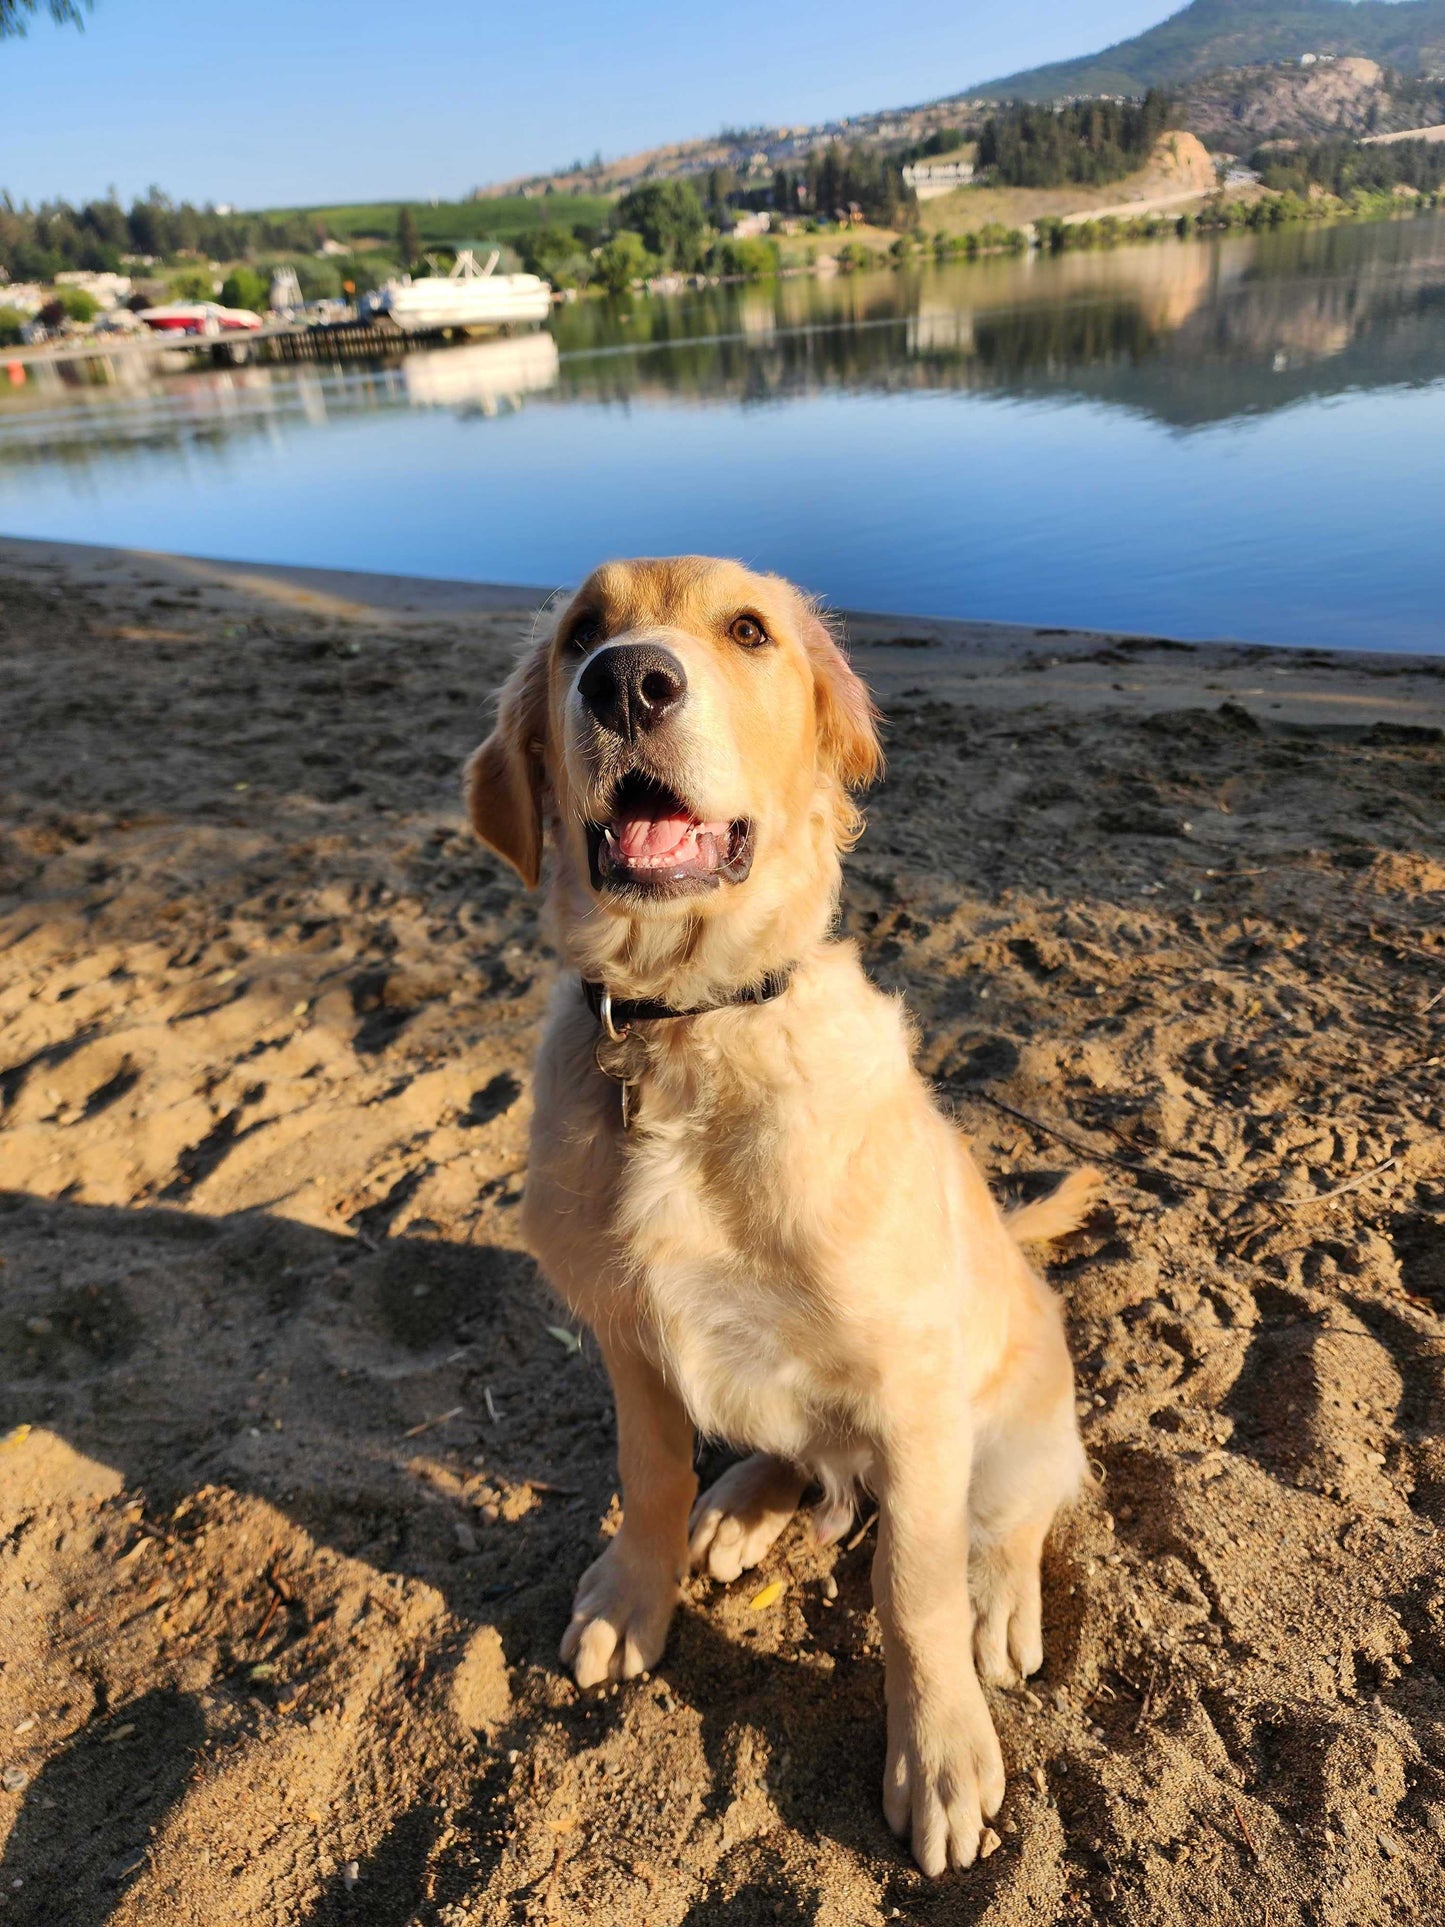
{"left": 975, "top": 0, "right": 1445, "bottom": 99}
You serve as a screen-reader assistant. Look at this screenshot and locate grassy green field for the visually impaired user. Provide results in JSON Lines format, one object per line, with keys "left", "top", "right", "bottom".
{"left": 260, "top": 195, "right": 617, "bottom": 247}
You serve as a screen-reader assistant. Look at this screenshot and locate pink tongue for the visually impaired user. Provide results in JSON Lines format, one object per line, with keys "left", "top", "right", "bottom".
{"left": 615, "top": 812, "right": 695, "bottom": 862}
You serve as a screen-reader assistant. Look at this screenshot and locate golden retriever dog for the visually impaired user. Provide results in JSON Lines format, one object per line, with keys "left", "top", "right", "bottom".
{"left": 465, "top": 556, "right": 1099, "bottom": 1875}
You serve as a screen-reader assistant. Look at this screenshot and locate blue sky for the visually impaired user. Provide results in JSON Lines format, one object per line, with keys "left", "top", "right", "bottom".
{"left": 2, "top": 0, "right": 1181, "bottom": 209}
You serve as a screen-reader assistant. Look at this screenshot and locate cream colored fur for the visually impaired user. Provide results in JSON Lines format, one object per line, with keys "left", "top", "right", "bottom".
{"left": 466, "top": 557, "right": 1101, "bottom": 1876}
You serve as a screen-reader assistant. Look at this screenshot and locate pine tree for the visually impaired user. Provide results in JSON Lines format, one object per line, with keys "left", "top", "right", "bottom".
{"left": 0, "top": 0, "right": 89, "bottom": 34}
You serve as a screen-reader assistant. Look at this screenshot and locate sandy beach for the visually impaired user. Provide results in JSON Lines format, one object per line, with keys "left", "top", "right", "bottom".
{"left": 1, "top": 533, "right": 1443, "bottom": 1926}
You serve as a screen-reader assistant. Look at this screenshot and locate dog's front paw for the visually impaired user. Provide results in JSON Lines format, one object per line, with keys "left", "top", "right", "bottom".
{"left": 883, "top": 1693, "right": 1006, "bottom": 1876}
{"left": 689, "top": 1453, "right": 806, "bottom": 1583}
{"left": 559, "top": 1539, "right": 679, "bottom": 1688}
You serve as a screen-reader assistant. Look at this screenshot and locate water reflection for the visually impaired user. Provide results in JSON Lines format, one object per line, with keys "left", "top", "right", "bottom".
{"left": 5, "top": 215, "right": 1444, "bottom": 472}
{"left": 2, "top": 214, "right": 1442, "bottom": 651}
{"left": 547, "top": 215, "right": 1445, "bottom": 426}
{"left": 400, "top": 332, "right": 559, "bottom": 412}
{"left": 0, "top": 333, "right": 560, "bottom": 469}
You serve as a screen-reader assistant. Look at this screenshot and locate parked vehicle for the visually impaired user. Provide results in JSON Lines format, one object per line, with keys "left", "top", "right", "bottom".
{"left": 94, "top": 308, "right": 144, "bottom": 334}
{"left": 304, "top": 298, "right": 353, "bottom": 324}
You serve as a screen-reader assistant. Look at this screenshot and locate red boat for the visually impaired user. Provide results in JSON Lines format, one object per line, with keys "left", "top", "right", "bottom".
{"left": 138, "top": 302, "right": 264, "bottom": 337}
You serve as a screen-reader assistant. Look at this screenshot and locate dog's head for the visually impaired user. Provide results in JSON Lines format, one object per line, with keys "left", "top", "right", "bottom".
{"left": 465, "top": 557, "right": 882, "bottom": 991}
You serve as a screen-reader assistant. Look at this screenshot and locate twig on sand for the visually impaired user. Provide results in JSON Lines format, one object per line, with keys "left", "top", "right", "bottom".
{"left": 1133, "top": 1662, "right": 1160, "bottom": 1734}
{"left": 403, "top": 1406, "right": 464, "bottom": 1440}
{"left": 253, "top": 1567, "right": 293, "bottom": 1645}
{"left": 1231, "top": 1797, "right": 1260, "bottom": 1865}
{"left": 845, "top": 1511, "right": 878, "bottom": 1553}
{"left": 1284, "top": 1157, "right": 1401, "bottom": 1208}
{"left": 254, "top": 1589, "right": 282, "bottom": 1645}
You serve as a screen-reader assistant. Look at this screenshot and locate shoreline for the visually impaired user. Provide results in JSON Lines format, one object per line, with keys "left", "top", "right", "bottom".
{"left": 8, "top": 200, "right": 1442, "bottom": 376}
{"left": 2, "top": 534, "right": 1441, "bottom": 736}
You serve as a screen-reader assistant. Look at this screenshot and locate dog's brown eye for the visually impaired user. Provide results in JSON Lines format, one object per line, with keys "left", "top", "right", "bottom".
{"left": 729, "top": 614, "right": 767, "bottom": 649}
{"left": 567, "top": 615, "right": 602, "bottom": 653}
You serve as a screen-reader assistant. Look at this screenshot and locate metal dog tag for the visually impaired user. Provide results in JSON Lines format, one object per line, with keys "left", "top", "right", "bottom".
{"left": 594, "top": 1028, "right": 648, "bottom": 1129}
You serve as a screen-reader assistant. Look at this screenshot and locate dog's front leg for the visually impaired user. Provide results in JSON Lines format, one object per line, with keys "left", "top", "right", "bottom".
{"left": 560, "top": 1328, "right": 696, "bottom": 1688}
{"left": 874, "top": 1416, "right": 1005, "bottom": 1875}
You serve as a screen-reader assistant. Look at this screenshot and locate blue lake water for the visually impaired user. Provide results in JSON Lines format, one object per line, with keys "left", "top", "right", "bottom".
{"left": 3, "top": 214, "right": 1444, "bottom": 652}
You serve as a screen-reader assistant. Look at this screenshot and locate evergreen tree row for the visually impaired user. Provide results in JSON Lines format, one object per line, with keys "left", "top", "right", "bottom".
{"left": 977, "top": 91, "right": 1176, "bottom": 189}
{"left": 1254, "top": 135, "right": 1445, "bottom": 198}
{"left": 0, "top": 191, "right": 324, "bottom": 282}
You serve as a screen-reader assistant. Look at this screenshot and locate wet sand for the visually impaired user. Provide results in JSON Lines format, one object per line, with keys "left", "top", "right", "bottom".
{"left": 1, "top": 534, "right": 1443, "bottom": 1925}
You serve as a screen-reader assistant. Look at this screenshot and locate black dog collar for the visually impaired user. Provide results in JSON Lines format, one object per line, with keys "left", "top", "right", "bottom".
{"left": 581, "top": 969, "right": 793, "bottom": 1037}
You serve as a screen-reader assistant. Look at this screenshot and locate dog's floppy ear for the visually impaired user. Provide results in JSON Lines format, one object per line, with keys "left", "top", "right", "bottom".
{"left": 802, "top": 611, "right": 884, "bottom": 792}
{"left": 465, "top": 640, "right": 551, "bottom": 887}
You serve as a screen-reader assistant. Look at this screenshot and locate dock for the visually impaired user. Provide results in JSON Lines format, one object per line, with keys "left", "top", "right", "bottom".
{"left": 4, "top": 315, "right": 488, "bottom": 377}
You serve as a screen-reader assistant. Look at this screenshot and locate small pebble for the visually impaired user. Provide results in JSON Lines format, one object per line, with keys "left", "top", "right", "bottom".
{"left": 979, "top": 1827, "right": 1001, "bottom": 1860}
{"left": 342, "top": 1860, "right": 359, "bottom": 1890}
{"left": 1, "top": 1769, "right": 27, "bottom": 1793}
{"left": 823, "top": 1575, "right": 838, "bottom": 1602}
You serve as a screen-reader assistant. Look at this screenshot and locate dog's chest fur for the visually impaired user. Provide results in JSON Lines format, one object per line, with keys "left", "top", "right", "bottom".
{"left": 616, "top": 1079, "right": 830, "bottom": 1456}
{"left": 526, "top": 965, "right": 920, "bottom": 1460}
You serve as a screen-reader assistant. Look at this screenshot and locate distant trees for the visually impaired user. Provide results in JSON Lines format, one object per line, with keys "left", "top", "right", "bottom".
{"left": 594, "top": 229, "right": 651, "bottom": 295}
{"left": 900, "top": 126, "right": 970, "bottom": 163}
{"left": 295, "top": 256, "right": 342, "bottom": 300}
{"left": 0, "top": 0, "right": 89, "bottom": 36}
{"left": 168, "top": 268, "right": 213, "bottom": 301}
{"left": 772, "top": 144, "right": 916, "bottom": 227}
{"left": 710, "top": 234, "right": 779, "bottom": 278}
{"left": 977, "top": 90, "right": 1175, "bottom": 188}
{"left": 54, "top": 283, "right": 97, "bottom": 320}
{"left": 0, "top": 190, "right": 323, "bottom": 280}
{"left": 614, "top": 180, "right": 707, "bottom": 270}
{"left": 1253, "top": 135, "right": 1445, "bottom": 197}
{"left": 517, "top": 223, "right": 595, "bottom": 289}
{"left": 703, "top": 167, "right": 738, "bottom": 223}
{"left": 396, "top": 206, "right": 419, "bottom": 269}
{"left": 219, "top": 266, "right": 267, "bottom": 312}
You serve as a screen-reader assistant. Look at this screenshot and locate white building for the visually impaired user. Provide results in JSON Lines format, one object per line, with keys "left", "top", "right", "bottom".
{"left": 902, "top": 157, "right": 977, "bottom": 200}
{"left": 0, "top": 283, "right": 45, "bottom": 316}
{"left": 53, "top": 270, "right": 132, "bottom": 306}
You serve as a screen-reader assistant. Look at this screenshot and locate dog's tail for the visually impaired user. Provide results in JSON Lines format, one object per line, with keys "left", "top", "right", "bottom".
{"left": 1005, "top": 1166, "right": 1105, "bottom": 1245}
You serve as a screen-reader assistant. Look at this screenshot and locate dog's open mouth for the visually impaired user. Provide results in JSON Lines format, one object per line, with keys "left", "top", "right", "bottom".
{"left": 587, "top": 773, "right": 754, "bottom": 897}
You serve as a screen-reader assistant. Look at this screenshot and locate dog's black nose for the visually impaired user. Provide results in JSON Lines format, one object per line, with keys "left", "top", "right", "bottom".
{"left": 577, "top": 643, "right": 687, "bottom": 740}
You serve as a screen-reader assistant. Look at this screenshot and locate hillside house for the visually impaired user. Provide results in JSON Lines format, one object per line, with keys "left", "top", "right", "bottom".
{"left": 903, "top": 155, "right": 977, "bottom": 200}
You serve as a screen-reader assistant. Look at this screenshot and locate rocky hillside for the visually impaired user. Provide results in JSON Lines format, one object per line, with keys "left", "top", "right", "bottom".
{"left": 1185, "top": 54, "right": 1445, "bottom": 147}
{"left": 977, "top": 0, "right": 1445, "bottom": 101}
{"left": 474, "top": 5, "right": 1445, "bottom": 203}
